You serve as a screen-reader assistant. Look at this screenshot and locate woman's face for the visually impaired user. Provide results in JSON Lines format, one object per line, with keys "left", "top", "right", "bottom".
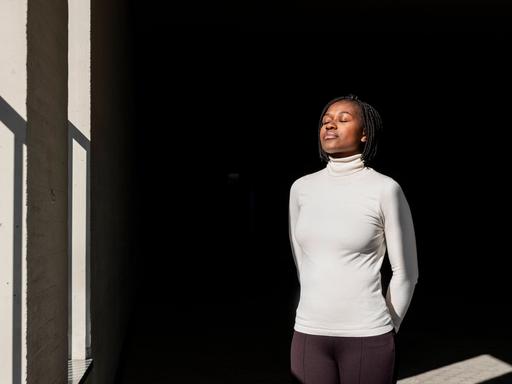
{"left": 319, "top": 100, "right": 367, "bottom": 157}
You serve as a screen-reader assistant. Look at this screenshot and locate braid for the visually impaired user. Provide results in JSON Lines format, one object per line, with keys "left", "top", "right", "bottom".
{"left": 317, "top": 93, "right": 383, "bottom": 167}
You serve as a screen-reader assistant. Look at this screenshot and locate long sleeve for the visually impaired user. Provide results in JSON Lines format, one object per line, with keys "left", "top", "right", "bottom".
{"left": 289, "top": 180, "right": 304, "bottom": 284}
{"left": 381, "top": 180, "right": 419, "bottom": 333}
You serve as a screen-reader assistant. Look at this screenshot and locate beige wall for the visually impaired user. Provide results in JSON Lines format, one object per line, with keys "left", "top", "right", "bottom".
{"left": 1, "top": 1, "right": 135, "bottom": 382}
{"left": 69, "top": 0, "right": 92, "bottom": 362}
{"left": 0, "top": 1, "right": 28, "bottom": 383}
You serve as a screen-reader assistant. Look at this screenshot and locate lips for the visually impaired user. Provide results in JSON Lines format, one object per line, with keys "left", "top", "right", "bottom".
{"left": 324, "top": 133, "right": 339, "bottom": 139}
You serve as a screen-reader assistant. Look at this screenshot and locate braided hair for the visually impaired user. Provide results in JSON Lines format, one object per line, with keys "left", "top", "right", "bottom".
{"left": 317, "top": 94, "right": 383, "bottom": 167}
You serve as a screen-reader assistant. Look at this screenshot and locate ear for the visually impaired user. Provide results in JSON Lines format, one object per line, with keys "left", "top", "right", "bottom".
{"left": 361, "top": 131, "right": 367, "bottom": 143}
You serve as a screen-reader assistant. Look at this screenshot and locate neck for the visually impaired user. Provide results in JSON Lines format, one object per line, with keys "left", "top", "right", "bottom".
{"left": 326, "top": 152, "right": 366, "bottom": 177}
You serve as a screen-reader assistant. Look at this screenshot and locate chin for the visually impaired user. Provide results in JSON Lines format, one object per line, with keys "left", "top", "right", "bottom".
{"left": 323, "top": 147, "right": 343, "bottom": 154}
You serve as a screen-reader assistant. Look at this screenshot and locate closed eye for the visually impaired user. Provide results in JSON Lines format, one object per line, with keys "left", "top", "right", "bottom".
{"left": 322, "top": 120, "right": 349, "bottom": 124}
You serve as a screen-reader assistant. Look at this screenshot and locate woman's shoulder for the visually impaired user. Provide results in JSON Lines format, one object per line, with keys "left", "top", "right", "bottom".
{"left": 364, "top": 168, "right": 403, "bottom": 193}
{"left": 290, "top": 169, "right": 323, "bottom": 191}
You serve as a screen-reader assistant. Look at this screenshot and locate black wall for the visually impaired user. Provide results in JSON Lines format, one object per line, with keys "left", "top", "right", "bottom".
{"left": 127, "top": 3, "right": 512, "bottom": 381}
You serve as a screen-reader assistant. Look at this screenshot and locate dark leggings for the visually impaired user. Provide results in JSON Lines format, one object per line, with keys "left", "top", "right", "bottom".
{"left": 290, "top": 329, "right": 397, "bottom": 384}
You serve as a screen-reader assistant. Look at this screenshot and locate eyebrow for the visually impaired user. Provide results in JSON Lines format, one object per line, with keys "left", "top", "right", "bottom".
{"left": 323, "top": 111, "right": 353, "bottom": 118}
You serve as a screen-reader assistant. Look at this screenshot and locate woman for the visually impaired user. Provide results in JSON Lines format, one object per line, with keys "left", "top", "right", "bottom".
{"left": 289, "top": 94, "right": 419, "bottom": 384}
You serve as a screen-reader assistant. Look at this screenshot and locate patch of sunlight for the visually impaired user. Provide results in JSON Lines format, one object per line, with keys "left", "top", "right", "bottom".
{"left": 398, "top": 354, "right": 512, "bottom": 384}
{"left": 67, "top": 358, "right": 92, "bottom": 384}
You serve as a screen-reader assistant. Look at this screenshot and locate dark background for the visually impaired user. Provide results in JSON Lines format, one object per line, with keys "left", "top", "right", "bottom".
{"left": 120, "top": 2, "right": 512, "bottom": 382}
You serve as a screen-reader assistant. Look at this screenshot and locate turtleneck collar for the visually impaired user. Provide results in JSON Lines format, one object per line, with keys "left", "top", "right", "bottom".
{"left": 326, "top": 153, "right": 366, "bottom": 177}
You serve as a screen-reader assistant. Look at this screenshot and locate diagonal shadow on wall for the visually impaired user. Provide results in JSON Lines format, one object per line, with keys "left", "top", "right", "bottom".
{"left": 67, "top": 120, "right": 92, "bottom": 363}
{"left": 0, "top": 94, "right": 25, "bottom": 384}
{"left": 1, "top": 95, "right": 92, "bottom": 383}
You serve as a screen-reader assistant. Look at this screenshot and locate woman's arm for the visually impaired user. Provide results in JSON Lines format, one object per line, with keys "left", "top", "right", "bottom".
{"left": 289, "top": 180, "right": 304, "bottom": 284}
{"left": 382, "top": 179, "right": 419, "bottom": 333}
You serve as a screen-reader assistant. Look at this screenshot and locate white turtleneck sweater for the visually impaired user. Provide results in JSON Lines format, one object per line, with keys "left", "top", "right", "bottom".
{"left": 288, "top": 153, "right": 419, "bottom": 337}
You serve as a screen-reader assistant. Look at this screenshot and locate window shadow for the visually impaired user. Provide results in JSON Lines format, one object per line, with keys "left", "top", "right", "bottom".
{"left": 67, "top": 121, "right": 91, "bottom": 359}
{"left": 1, "top": 96, "right": 93, "bottom": 383}
{"left": 0, "top": 94, "right": 25, "bottom": 384}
